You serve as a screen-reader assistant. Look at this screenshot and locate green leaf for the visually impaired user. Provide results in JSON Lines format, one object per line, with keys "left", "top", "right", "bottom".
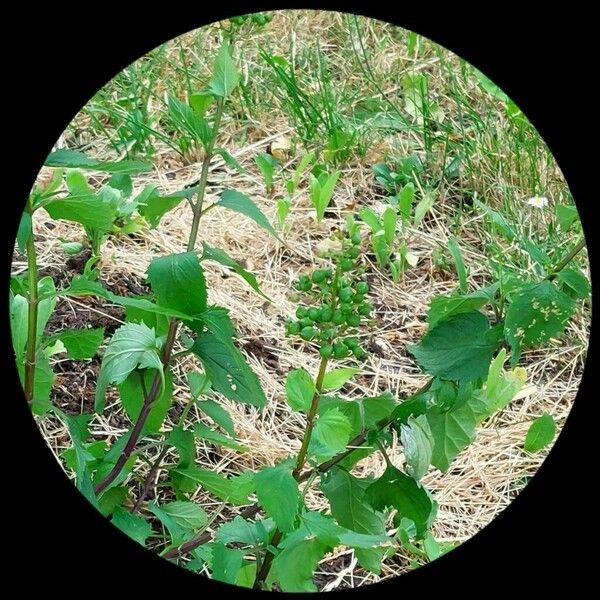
{"left": 505, "top": 281, "right": 575, "bottom": 363}
{"left": 322, "top": 367, "right": 358, "bottom": 390}
{"left": 448, "top": 237, "right": 468, "bottom": 294}
{"left": 320, "top": 468, "right": 387, "bottom": 573}
{"left": 473, "top": 68, "right": 511, "bottom": 103}
{"left": 118, "top": 369, "right": 173, "bottom": 433}
{"left": 197, "top": 305, "right": 236, "bottom": 340}
{"left": 209, "top": 42, "right": 240, "bottom": 97}
{"left": 137, "top": 190, "right": 185, "bottom": 229}
{"left": 310, "top": 170, "right": 340, "bottom": 222}
{"left": 125, "top": 303, "right": 170, "bottom": 337}
{"left": 45, "top": 148, "right": 152, "bottom": 174}
{"left": 401, "top": 415, "right": 433, "bottom": 480}
{"left": 362, "top": 393, "right": 398, "bottom": 428}
{"left": 426, "top": 389, "right": 496, "bottom": 472}
{"left": 427, "top": 286, "right": 497, "bottom": 328}
{"left": 408, "top": 312, "right": 502, "bottom": 383}
{"left": 214, "top": 147, "right": 246, "bottom": 174}
{"left": 193, "top": 422, "right": 246, "bottom": 452}
{"left": 524, "top": 413, "right": 556, "bottom": 453}
{"left": 365, "top": 466, "right": 435, "bottom": 538}
{"left": 217, "top": 189, "right": 280, "bottom": 240}
{"left": 312, "top": 408, "right": 352, "bottom": 456}
{"left": 557, "top": 267, "right": 591, "bottom": 299}
{"left": 17, "top": 212, "right": 31, "bottom": 252}
{"left": 45, "top": 194, "right": 117, "bottom": 232}
{"left": 191, "top": 330, "right": 267, "bottom": 408}
{"left": 474, "top": 198, "right": 517, "bottom": 241}
{"left": 382, "top": 207, "right": 397, "bottom": 245}
{"left": 200, "top": 242, "right": 269, "bottom": 299}
{"left": 268, "top": 537, "right": 328, "bottom": 592}
{"left": 64, "top": 276, "right": 194, "bottom": 321}
{"left": 98, "top": 486, "right": 128, "bottom": 517}
{"left": 111, "top": 507, "right": 154, "bottom": 546}
{"left": 413, "top": 191, "right": 435, "bottom": 225}
{"left": 254, "top": 462, "right": 300, "bottom": 533}
{"left": 555, "top": 204, "right": 579, "bottom": 231}
{"left": 95, "top": 322, "right": 164, "bottom": 413}
{"left": 235, "top": 563, "right": 258, "bottom": 588}
{"left": 9, "top": 294, "right": 28, "bottom": 358}
{"left": 359, "top": 207, "right": 382, "bottom": 232}
{"left": 54, "top": 327, "right": 104, "bottom": 359}
{"left": 255, "top": 152, "right": 278, "bottom": 192}
{"left": 37, "top": 277, "right": 57, "bottom": 344}
{"left": 172, "top": 466, "right": 254, "bottom": 505}
{"left": 398, "top": 184, "right": 415, "bottom": 222}
{"left": 17, "top": 353, "right": 54, "bottom": 415}
{"left": 150, "top": 500, "right": 207, "bottom": 532}
{"left": 167, "top": 95, "right": 211, "bottom": 146}
{"left": 285, "top": 368, "right": 315, "bottom": 412}
{"left": 216, "top": 516, "right": 275, "bottom": 546}
{"left": 212, "top": 542, "right": 245, "bottom": 585}
{"left": 196, "top": 400, "right": 235, "bottom": 437}
{"left": 147, "top": 252, "right": 207, "bottom": 318}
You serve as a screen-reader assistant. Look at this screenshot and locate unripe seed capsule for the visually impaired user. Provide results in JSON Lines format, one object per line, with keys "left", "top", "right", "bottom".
{"left": 320, "top": 344, "right": 334, "bottom": 358}
{"left": 300, "top": 326, "right": 317, "bottom": 340}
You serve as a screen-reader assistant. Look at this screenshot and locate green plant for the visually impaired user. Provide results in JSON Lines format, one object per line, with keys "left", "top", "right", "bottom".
{"left": 309, "top": 164, "right": 340, "bottom": 222}
{"left": 276, "top": 150, "right": 316, "bottom": 228}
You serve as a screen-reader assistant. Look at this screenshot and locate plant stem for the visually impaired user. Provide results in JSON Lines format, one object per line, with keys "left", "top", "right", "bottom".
{"left": 187, "top": 96, "right": 224, "bottom": 253}
{"left": 547, "top": 237, "right": 586, "bottom": 280}
{"left": 94, "top": 97, "right": 226, "bottom": 496}
{"left": 23, "top": 199, "right": 38, "bottom": 406}
{"left": 162, "top": 378, "right": 435, "bottom": 562}
{"left": 253, "top": 355, "right": 329, "bottom": 590}
{"left": 292, "top": 355, "right": 329, "bottom": 478}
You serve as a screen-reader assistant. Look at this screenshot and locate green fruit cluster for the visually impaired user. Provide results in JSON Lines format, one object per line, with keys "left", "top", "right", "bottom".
{"left": 229, "top": 13, "right": 273, "bottom": 26}
{"left": 286, "top": 225, "right": 372, "bottom": 362}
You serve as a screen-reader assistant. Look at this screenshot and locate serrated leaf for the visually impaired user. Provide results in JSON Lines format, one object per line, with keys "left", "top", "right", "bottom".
{"left": 267, "top": 537, "right": 328, "bottom": 593}
{"left": 557, "top": 267, "right": 591, "bottom": 299}
{"left": 209, "top": 42, "right": 239, "bottom": 97}
{"left": 201, "top": 242, "right": 269, "bottom": 299}
{"left": 401, "top": 415, "right": 433, "bottom": 480}
{"left": 98, "top": 486, "right": 128, "bottom": 517}
{"left": 118, "top": 369, "right": 173, "bottom": 432}
{"left": 173, "top": 466, "right": 254, "bottom": 505}
{"left": 322, "top": 367, "right": 358, "bottom": 390}
{"left": 212, "top": 542, "right": 245, "bottom": 585}
{"left": 320, "top": 468, "right": 387, "bottom": 573}
{"left": 524, "top": 413, "right": 556, "bottom": 453}
{"left": 137, "top": 189, "right": 185, "bottom": 229}
{"left": 95, "top": 322, "right": 164, "bottom": 413}
{"left": 54, "top": 327, "right": 104, "bottom": 359}
{"left": 216, "top": 516, "right": 275, "bottom": 546}
{"left": 365, "top": 466, "right": 435, "bottom": 538}
{"left": 111, "top": 507, "right": 154, "bottom": 545}
{"left": 312, "top": 408, "right": 352, "bottom": 456}
{"left": 147, "top": 251, "right": 207, "bottom": 319}
{"left": 408, "top": 311, "right": 501, "bottom": 382}
{"left": 45, "top": 148, "right": 152, "bottom": 174}
{"left": 255, "top": 462, "right": 300, "bottom": 533}
{"left": 427, "top": 286, "right": 497, "bottom": 328}
{"left": 505, "top": 281, "right": 575, "bottom": 363}
{"left": 285, "top": 368, "right": 315, "bottom": 412}
{"left": 191, "top": 330, "right": 266, "bottom": 408}
{"left": 217, "top": 189, "right": 280, "bottom": 241}
{"left": 193, "top": 422, "right": 246, "bottom": 452}
{"left": 150, "top": 500, "right": 207, "bottom": 532}
{"left": 45, "top": 194, "right": 117, "bottom": 231}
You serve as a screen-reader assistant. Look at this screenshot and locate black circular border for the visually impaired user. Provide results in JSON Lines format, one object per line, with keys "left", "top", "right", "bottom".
{"left": 4, "top": 2, "right": 596, "bottom": 594}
